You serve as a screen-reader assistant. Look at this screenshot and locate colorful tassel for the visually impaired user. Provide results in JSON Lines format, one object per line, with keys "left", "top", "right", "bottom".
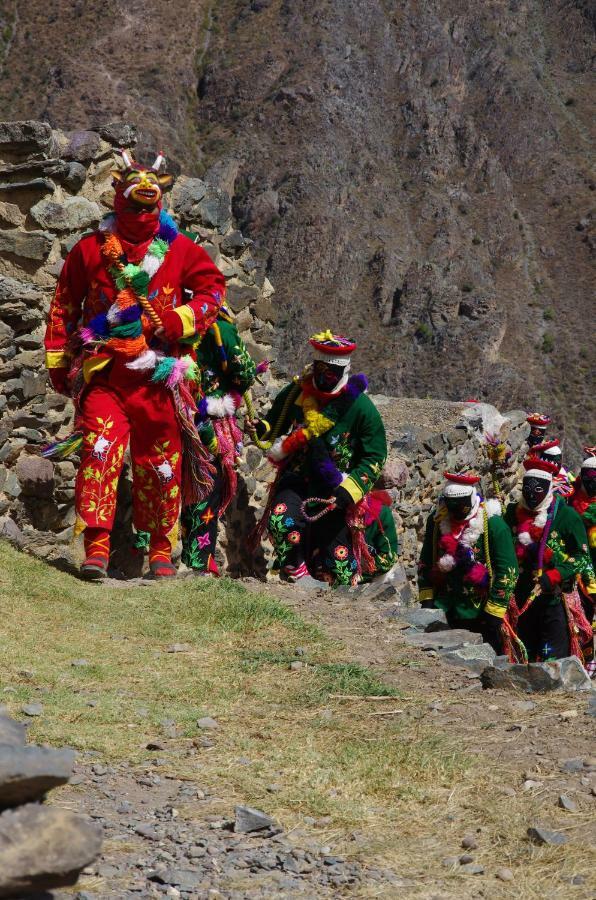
{"left": 152, "top": 356, "right": 177, "bottom": 383}
{"left": 41, "top": 431, "right": 83, "bottom": 459}
{"left": 158, "top": 210, "right": 179, "bottom": 244}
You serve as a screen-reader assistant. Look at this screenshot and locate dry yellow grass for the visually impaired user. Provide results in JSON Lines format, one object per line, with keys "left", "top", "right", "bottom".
{"left": 0, "top": 541, "right": 593, "bottom": 898}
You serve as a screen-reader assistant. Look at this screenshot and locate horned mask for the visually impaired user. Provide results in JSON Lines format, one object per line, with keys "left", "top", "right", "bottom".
{"left": 111, "top": 149, "right": 173, "bottom": 208}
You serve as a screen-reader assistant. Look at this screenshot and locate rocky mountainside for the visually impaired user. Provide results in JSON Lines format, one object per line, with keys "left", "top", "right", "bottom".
{"left": 0, "top": 1, "right": 594, "bottom": 454}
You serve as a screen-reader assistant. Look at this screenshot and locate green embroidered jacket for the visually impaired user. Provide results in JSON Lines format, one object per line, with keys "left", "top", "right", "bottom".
{"left": 418, "top": 507, "right": 518, "bottom": 620}
{"left": 504, "top": 499, "right": 593, "bottom": 606}
{"left": 261, "top": 377, "right": 388, "bottom": 504}
{"left": 196, "top": 318, "right": 256, "bottom": 398}
{"left": 363, "top": 503, "right": 399, "bottom": 580}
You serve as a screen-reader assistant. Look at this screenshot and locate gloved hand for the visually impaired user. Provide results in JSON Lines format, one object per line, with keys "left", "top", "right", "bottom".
{"left": 333, "top": 485, "right": 352, "bottom": 510}
{"left": 480, "top": 611, "right": 504, "bottom": 654}
{"left": 158, "top": 309, "right": 184, "bottom": 342}
{"left": 48, "top": 367, "right": 70, "bottom": 396}
{"left": 539, "top": 570, "right": 562, "bottom": 595}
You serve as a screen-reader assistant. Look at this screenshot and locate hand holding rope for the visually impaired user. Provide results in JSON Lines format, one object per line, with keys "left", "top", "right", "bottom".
{"left": 300, "top": 497, "right": 337, "bottom": 522}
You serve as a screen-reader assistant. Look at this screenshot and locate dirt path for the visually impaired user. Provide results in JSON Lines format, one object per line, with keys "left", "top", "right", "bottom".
{"left": 49, "top": 576, "right": 595, "bottom": 900}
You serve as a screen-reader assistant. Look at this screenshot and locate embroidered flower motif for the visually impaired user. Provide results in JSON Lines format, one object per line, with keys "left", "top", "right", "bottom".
{"left": 284, "top": 516, "right": 295, "bottom": 527}
{"left": 197, "top": 533, "right": 211, "bottom": 549}
{"left": 334, "top": 545, "right": 349, "bottom": 560}
{"left": 288, "top": 530, "right": 301, "bottom": 544}
{"left": 273, "top": 503, "right": 287, "bottom": 514}
{"left": 201, "top": 507, "right": 215, "bottom": 524}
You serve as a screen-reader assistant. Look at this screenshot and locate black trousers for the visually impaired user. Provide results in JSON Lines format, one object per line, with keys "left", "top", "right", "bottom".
{"left": 446, "top": 613, "right": 503, "bottom": 655}
{"left": 268, "top": 474, "right": 358, "bottom": 585}
{"left": 516, "top": 593, "right": 570, "bottom": 661}
{"left": 181, "top": 464, "right": 223, "bottom": 572}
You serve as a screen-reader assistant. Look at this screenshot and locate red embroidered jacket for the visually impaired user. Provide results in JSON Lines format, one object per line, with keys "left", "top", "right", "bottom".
{"left": 45, "top": 232, "right": 225, "bottom": 371}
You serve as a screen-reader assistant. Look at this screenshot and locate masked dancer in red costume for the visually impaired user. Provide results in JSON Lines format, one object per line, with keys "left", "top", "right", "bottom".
{"left": 44, "top": 150, "right": 225, "bottom": 579}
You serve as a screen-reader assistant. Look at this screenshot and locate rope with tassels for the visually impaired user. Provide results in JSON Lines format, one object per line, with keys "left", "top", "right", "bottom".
{"left": 243, "top": 380, "right": 301, "bottom": 451}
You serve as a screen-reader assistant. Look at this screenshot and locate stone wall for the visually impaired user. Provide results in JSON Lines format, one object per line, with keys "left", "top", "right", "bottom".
{"left": 0, "top": 120, "right": 531, "bottom": 582}
{"left": 0, "top": 708, "right": 102, "bottom": 896}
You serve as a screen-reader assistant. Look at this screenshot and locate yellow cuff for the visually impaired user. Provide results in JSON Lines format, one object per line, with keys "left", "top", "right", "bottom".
{"left": 174, "top": 305, "right": 196, "bottom": 339}
{"left": 83, "top": 354, "right": 111, "bottom": 384}
{"left": 341, "top": 475, "right": 364, "bottom": 504}
{"left": 419, "top": 588, "right": 434, "bottom": 603}
{"left": 45, "top": 350, "right": 70, "bottom": 369}
{"left": 484, "top": 601, "right": 506, "bottom": 619}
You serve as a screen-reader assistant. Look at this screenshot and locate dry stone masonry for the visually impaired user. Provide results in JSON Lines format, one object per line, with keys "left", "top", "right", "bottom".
{"left": 0, "top": 119, "right": 531, "bottom": 583}
{"left": 0, "top": 708, "right": 101, "bottom": 897}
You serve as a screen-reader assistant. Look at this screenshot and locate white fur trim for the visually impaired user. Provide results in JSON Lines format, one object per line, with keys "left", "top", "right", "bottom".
{"left": 518, "top": 531, "right": 532, "bottom": 546}
{"left": 126, "top": 350, "right": 159, "bottom": 371}
{"left": 484, "top": 498, "right": 502, "bottom": 518}
{"left": 142, "top": 253, "right": 162, "bottom": 279}
{"left": 524, "top": 467, "right": 553, "bottom": 483}
{"left": 438, "top": 494, "right": 483, "bottom": 548}
{"left": 206, "top": 394, "right": 237, "bottom": 418}
{"left": 581, "top": 456, "right": 596, "bottom": 470}
{"left": 99, "top": 215, "right": 116, "bottom": 233}
{"left": 312, "top": 350, "right": 352, "bottom": 367}
{"left": 267, "top": 437, "right": 287, "bottom": 463}
{"left": 437, "top": 554, "right": 456, "bottom": 572}
{"left": 443, "top": 482, "right": 475, "bottom": 498}
{"left": 106, "top": 303, "right": 121, "bottom": 325}
{"left": 543, "top": 446, "right": 561, "bottom": 458}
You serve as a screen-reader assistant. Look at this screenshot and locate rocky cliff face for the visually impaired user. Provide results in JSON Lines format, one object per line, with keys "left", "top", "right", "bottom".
{"left": 0, "top": 1, "right": 592, "bottom": 455}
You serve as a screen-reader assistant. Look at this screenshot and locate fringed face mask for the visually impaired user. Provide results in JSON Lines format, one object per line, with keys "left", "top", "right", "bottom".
{"left": 111, "top": 150, "right": 173, "bottom": 209}
{"left": 522, "top": 476, "right": 551, "bottom": 509}
{"left": 313, "top": 360, "right": 346, "bottom": 393}
{"left": 444, "top": 495, "right": 473, "bottom": 521}
{"left": 582, "top": 469, "right": 596, "bottom": 498}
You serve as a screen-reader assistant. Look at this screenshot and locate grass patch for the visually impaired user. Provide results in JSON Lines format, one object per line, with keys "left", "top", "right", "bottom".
{"left": 8, "top": 541, "right": 563, "bottom": 890}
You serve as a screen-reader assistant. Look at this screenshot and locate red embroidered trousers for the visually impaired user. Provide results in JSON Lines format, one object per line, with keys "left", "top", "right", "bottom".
{"left": 75, "top": 360, "right": 182, "bottom": 550}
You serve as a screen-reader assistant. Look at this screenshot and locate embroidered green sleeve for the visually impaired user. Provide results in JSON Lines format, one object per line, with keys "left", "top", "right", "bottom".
{"left": 343, "top": 396, "right": 387, "bottom": 501}
{"left": 485, "top": 516, "right": 518, "bottom": 618}
{"left": 219, "top": 320, "right": 257, "bottom": 393}
{"left": 418, "top": 512, "right": 436, "bottom": 602}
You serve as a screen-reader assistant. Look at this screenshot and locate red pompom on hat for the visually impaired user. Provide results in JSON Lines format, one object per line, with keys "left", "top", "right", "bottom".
{"left": 443, "top": 471, "right": 481, "bottom": 485}
{"left": 522, "top": 457, "right": 559, "bottom": 476}
{"left": 531, "top": 438, "right": 559, "bottom": 453}
{"left": 526, "top": 412, "right": 551, "bottom": 428}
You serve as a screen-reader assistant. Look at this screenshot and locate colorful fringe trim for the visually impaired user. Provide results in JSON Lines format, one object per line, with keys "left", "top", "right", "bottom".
{"left": 81, "top": 211, "right": 178, "bottom": 363}
{"left": 41, "top": 431, "right": 84, "bottom": 459}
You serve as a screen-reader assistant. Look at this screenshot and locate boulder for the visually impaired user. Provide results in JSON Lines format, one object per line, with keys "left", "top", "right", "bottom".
{"left": 0, "top": 745, "right": 75, "bottom": 808}
{"left": 0, "top": 714, "right": 26, "bottom": 746}
{"left": 0, "top": 121, "right": 54, "bottom": 162}
{"left": 0, "top": 229, "right": 53, "bottom": 261}
{"left": 170, "top": 176, "right": 207, "bottom": 220}
{"left": 30, "top": 197, "right": 101, "bottom": 232}
{"left": 396, "top": 607, "right": 448, "bottom": 631}
{"left": 0, "top": 177, "right": 54, "bottom": 198}
{"left": 234, "top": 805, "right": 276, "bottom": 833}
{"left": 439, "top": 642, "right": 496, "bottom": 674}
{"left": 0, "top": 516, "right": 25, "bottom": 548}
{"left": 226, "top": 280, "right": 259, "bottom": 312}
{"left": 97, "top": 123, "right": 138, "bottom": 147}
{"left": 62, "top": 161, "right": 88, "bottom": 192}
{"left": 0, "top": 803, "right": 102, "bottom": 897}
{"left": 403, "top": 629, "right": 482, "bottom": 651}
{"left": 481, "top": 656, "right": 593, "bottom": 693}
{"left": 62, "top": 130, "right": 102, "bottom": 163}
{"left": 197, "top": 184, "right": 232, "bottom": 232}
